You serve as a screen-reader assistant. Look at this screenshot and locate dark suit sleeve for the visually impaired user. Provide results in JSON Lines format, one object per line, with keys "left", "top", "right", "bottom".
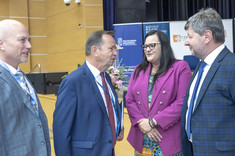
{"left": 53, "top": 77, "right": 77, "bottom": 156}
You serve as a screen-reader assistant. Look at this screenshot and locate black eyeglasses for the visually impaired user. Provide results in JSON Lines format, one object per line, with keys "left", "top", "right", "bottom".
{"left": 141, "top": 43, "right": 160, "bottom": 51}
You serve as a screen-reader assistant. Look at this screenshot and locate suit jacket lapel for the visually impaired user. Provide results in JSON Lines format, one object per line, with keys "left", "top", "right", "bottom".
{"left": 105, "top": 72, "right": 121, "bottom": 122}
{"left": 0, "top": 65, "right": 38, "bottom": 117}
{"left": 82, "top": 62, "right": 109, "bottom": 118}
{"left": 182, "top": 62, "right": 200, "bottom": 115}
{"left": 149, "top": 63, "right": 175, "bottom": 110}
{"left": 139, "top": 64, "right": 151, "bottom": 112}
{"left": 193, "top": 47, "right": 229, "bottom": 112}
{"left": 0, "top": 65, "right": 23, "bottom": 92}
{"left": 23, "top": 72, "right": 42, "bottom": 116}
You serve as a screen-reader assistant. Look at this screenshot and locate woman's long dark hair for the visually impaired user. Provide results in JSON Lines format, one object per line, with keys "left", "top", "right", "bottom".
{"left": 133, "top": 30, "right": 176, "bottom": 83}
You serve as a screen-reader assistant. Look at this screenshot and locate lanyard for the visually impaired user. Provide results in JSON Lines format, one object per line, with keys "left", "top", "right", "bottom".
{"left": 94, "top": 73, "right": 120, "bottom": 137}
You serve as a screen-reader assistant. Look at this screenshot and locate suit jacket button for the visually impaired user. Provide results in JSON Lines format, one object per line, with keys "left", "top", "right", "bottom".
{"left": 160, "top": 101, "right": 163, "bottom": 105}
{"left": 137, "top": 92, "right": 140, "bottom": 95}
{"left": 108, "top": 140, "right": 112, "bottom": 143}
{"left": 162, "top": 90, "right": 166, "bottom": 94}
{"left": 138, "top": 101, "right": 141, "bottom": 105}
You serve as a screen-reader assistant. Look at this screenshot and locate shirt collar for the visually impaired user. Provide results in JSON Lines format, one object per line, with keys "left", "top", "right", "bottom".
{"left": 0, "top": 60, "right": 18, "bottom": 75}
{"left": 204, "top": 44, "right": 225, "bottom": 66}
{"left": 86, "top": 60, "right": 101, "bottom": 78}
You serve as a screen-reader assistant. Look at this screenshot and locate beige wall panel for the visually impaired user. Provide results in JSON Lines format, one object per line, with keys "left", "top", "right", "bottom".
{"left": 47, "top": 30, "right": 85, "bottom": 54}
{"left": 47, "top": 8, "right": 84, "bottom": 35}
{"left": 0, "top": 17, "right": 8, "bottom": 21}
{"left": 0, "top": 0, "right": 9, "bottom": 16}
{"left": 84, "top": 0, "right": 102, "bottom": 4}
{"left": 7, "top": 18, "right": 29, "bottom": 29}
{"left": 85, "top": 6, "right": 103, "bottom": 26}
{"left": 30, "top": 37, "right": 47, "bottom": 54}
{"left": 46, "top": 0, "right": 81, "bottom": 17}
{"left": 9, "top": 0, "right": 28, "bottom": 16}
{"left": 19, "top": 60, "right": 31, "bottom": 73}
{"left": 30, "top": 55, "right": 48, "bottom": 72}
{"left": 85, "top": 28, "right": 103, "bottom": 39}
{"left": 29, "top": 19, "right": 46, "bottom": 35}
{"left": 28, "top": 0, "right": 45, "bottom": 17}
{"left": 47, "top": 51, "right": 85, "bottom": 72}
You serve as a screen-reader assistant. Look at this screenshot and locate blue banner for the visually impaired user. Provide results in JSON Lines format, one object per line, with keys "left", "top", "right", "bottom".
{"left": 114, "top": 23, "right": 143, "bottom": 84}
{"left": 143, "top": 22, "right": 170, "bottom": 39}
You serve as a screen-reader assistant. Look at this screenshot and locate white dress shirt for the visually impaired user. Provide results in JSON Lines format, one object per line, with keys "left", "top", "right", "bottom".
{"left": 185, "top": 44, "right": 225, "bottom": 141}
{"left": 86, "top": 60, "right": 118, "bottom": 129}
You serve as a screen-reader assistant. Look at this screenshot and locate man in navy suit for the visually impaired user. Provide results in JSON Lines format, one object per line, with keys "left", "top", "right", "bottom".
{"left": 53, "top": 30, "right": 124, "bottom": 156}
{"left": 181, "top": 8, "right": 235, "bottom": 155}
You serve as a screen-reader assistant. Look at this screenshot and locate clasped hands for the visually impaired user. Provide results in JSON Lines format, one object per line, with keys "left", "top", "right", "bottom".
{"left": 138, "top": 118, "right": 162, "bottom": 142}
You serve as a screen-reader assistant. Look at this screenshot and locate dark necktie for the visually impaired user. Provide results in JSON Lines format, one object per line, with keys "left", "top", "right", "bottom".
{"left": 100, "top": 72, "right": 116, "bottom": 148}
{"left": 186, "top": 61, "right": 207, "bottom": 139}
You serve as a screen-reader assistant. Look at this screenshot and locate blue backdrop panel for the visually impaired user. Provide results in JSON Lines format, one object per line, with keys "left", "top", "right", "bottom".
{"left": 114, "top": 23, "right": 143, "bottom": 83}
{"left": 143, "top": 22, "right": 170, "bottom": 39}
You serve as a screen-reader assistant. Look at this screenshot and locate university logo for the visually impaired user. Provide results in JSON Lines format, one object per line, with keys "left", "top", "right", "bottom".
{"left": 117, "top": 38, "right": 123, "bottom": 46}
{"left": 173, "top": 35, "right": 181, "bottom": 42}
{"left": 173, "top": 35, "right": 188, "bottom": 42}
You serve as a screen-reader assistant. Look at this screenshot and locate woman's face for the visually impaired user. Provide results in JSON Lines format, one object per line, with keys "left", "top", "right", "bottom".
{"left": 144, "top": 34, "right": 161, "bottom": 65}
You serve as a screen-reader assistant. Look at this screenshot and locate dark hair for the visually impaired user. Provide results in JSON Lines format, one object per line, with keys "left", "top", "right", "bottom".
{"left": 133, "top": 30, "right": 176, "bottom": 83}
{"left": 85, "top": 30, "right": 114, "bottom": 56}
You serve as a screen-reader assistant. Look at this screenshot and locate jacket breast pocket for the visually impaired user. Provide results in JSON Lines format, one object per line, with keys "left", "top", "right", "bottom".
{"left": 72, "top": 140, "right": 93, "bottom": 149}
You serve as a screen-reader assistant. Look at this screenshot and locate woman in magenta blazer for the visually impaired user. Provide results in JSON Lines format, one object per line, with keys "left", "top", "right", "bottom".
{"left": 125, "top": 30, "right": 192, "bottom": 156}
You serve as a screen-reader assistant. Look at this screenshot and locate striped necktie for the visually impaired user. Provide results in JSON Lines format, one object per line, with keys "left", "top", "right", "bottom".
{"left": 15, "top": 70, "right": 38, "bottom": 116}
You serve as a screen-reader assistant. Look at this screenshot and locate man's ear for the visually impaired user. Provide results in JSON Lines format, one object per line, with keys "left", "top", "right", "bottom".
{"left": 203, "top": 30, "right": 212, "bottom": 44}
{"left": 91, "top": 45, "right": 98, "bottom": 57}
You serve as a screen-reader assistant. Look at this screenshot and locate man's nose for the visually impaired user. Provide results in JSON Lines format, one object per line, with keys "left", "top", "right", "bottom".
{"left": 184, "top": 38, "right": 189, "bottom": 46}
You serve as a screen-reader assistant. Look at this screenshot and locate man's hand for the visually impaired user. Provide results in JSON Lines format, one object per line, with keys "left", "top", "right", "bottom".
{"left": 117, "top": 128, "right": 124, "bottom": 141}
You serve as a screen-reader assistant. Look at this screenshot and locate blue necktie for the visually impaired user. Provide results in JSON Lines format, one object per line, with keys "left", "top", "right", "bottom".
{"left": 186, "top": 61, "right": 207, "bottom": 139}
{"left": 15, "top": 70, "right": 39, "bottom": 116}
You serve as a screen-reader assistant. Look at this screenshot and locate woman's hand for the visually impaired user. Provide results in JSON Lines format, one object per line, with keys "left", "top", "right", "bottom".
{"left": 137, "top": 118, "right": 152, "bottom": 133}
{"left": 147, "top": 128, "right": 162, "bottom": 142}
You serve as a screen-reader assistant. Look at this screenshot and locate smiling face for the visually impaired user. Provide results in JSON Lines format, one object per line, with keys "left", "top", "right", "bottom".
{"left": 184, "top": 27, "right": 206, "bottom": 60}
{"left": 0, "top": 21, "right": 31, "bottom": 69}
{"left": 144, "top": 34, "right": 161, "bottom": 66}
